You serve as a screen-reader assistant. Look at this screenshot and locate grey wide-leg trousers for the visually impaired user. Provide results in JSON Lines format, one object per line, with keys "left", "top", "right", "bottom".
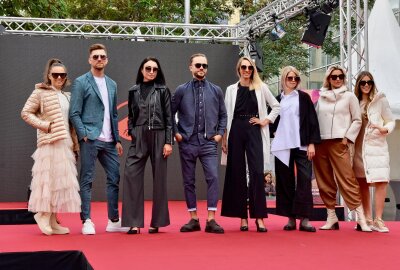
{"left": 122, "top": 126, "right": 170, "bottom": 228}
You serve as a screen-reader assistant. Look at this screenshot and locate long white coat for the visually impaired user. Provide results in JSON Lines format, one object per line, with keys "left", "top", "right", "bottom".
{"left": 358, "top": 92, "right": 395, "bottom": 183}
{"left": 222, "top": 82, "right": 280, "bottom": 170}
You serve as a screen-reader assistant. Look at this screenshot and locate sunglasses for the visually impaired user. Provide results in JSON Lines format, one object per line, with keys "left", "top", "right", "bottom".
{"left": 240, "top": 65, "right": 254, "bottom": 71}
{"left": 144, "top": 66, "right": 159, "bottom": 73}
{"left": 287, "top": 76, "right": 300, "bottom": 82}
{"left": 92, "top": 54, "right": 107, "bottom": 60}
{"left": 359, "top": 80, "right": 374, "bottom": 86}
{"left": 51, "top": 73, "right": 67, "bottom": 79}
{"left": 193, "top": 63, "right": 208, "bottom": 69}
{"left": 330, "top": 74, "right": 345, "bottom": 80}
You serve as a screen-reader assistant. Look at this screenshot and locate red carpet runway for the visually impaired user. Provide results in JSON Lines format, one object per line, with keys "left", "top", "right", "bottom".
{"left": 0, "top": 201, "right": 399, "bottom": 270}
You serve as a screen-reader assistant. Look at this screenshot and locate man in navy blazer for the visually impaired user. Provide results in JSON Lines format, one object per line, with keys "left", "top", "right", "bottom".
{"left": 172, "top": 53, "right": 227, "bottom": 234}
{"left": 70, "top": 44, "right": 125, "bottom": 235}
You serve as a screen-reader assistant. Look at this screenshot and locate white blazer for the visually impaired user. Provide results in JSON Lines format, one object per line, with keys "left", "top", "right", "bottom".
{"left": 222, "top": 81, "right": 280, "bottom": 170}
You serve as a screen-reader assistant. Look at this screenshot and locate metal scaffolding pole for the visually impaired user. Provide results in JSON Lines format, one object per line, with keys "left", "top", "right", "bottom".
{"left": 340, "top": 0, "right": 369, "bottom": 90}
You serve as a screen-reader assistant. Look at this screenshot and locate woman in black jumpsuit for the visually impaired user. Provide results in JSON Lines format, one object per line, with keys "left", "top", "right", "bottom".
{"left": 221, "top": 56, "right": 280, "bottom": 232}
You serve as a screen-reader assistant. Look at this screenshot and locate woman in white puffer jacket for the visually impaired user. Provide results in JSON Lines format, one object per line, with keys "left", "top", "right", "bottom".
{"left": 353, "top": 71, "right": 395, "bottom": 233}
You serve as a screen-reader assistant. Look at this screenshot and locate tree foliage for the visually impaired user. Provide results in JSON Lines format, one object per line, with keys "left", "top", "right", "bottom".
{"left": 0, "top": 0, "right": 70, "bottom": 17}
{"left": 1, "top": 0, "right": 234, "bottom": 24}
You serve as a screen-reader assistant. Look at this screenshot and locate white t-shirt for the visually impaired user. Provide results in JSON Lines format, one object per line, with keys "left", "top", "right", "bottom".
{"left": 94, "top": 76, "right": 113, "bottom": 142}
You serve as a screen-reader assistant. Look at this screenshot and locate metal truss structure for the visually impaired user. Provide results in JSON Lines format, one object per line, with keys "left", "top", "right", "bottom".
{"left": 0, "top": 0, "right": 314, "bottom": 44}
{"left": 0, "top": 16, "right": 240, "bottom": 42}
{"left": 339, "top": 0, "right": 369, "bottom": 90}
{"left": 237, "top": 0, "right": 312, "bottom": 38}
{"left": 0, "top": 0, "right": 368, "bottom": 81}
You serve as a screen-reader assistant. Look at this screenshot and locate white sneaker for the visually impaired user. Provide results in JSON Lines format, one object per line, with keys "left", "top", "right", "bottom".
{"left": 82, "top": 219, "right": 96, "bottom": 235}
{"left": 106, "top": 219, "right": 129, "bottom": 232}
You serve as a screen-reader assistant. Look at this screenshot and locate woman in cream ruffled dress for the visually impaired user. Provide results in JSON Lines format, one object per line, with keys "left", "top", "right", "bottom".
{"left": 21, "top": 58, "right": 81, "bottom": 235}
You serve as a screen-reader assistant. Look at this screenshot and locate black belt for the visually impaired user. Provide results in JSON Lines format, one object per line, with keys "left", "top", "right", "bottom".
{"left": 234, "top": 114, "right": 259, "bottom": 119}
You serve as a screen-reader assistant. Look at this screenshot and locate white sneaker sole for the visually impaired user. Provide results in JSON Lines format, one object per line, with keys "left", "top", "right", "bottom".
{"left": 82, "top": 231, "right": 96, "bottom": 235}
{"left": 106, "top": 227, "right": 130, "bottom": 232}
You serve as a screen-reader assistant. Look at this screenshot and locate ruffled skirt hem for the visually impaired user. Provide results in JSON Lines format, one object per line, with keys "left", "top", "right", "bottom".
{"left": 28, "top": 139, "right": 81, "bottom": 213}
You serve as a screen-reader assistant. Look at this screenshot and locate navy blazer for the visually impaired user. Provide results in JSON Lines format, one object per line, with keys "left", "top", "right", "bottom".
{"left": 171, "top": 79, "right": 227, "bottom": 141}
{"left": 69, "top": 71, "right": 120, "bottom": 143}
{"left": 270, "top": 90, "right": 321, "bottom": 145}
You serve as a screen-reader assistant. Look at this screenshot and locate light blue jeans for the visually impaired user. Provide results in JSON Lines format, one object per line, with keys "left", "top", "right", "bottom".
{"left": 79, "top": 139, "right": 120, "bottom": 221}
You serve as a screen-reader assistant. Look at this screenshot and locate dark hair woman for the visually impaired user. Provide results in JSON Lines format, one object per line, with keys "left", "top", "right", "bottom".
{"left": 122, "top": 57, "right": 173, "bottom": 234}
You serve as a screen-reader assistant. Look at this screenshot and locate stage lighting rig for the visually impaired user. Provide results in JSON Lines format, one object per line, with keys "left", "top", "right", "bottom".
{"left": 269, "top": 13, "right": 286, "bottom": 41}
{"left": 321, "top": 0, "right": 340, "bottom": 14}
{"left": 301, "top": 0, "right": 333, "bottom": 48}
{"left": 247, "top": 28, "right": 264, "bottom": 73}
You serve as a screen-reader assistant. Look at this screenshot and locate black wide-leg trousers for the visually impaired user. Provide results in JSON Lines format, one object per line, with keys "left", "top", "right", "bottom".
{"left": 221, "top": 118, "right": 267, "bottom": 219}
{"left": 275, "top": 148, "right": 313, "bottom": 218}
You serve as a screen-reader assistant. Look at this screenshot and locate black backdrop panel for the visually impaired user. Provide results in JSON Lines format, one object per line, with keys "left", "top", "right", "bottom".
{"left": 0, "top": 35, "right": 240, "bottom": 202}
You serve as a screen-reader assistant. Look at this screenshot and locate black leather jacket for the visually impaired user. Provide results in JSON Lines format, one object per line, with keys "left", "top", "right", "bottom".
{"left": 127, "top": 83, "right": 173, "bottom": 144}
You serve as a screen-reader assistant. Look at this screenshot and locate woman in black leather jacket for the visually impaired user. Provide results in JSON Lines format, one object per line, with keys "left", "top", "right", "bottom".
{"left": 122, "top": 57, "right": 173, "bottom": 234}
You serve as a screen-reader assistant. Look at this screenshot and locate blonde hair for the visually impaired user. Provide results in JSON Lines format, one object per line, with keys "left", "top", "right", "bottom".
{"left": 323, "top": 64, "right": 347, "bottom": 89}
{"left": 280, "top": 66, "right": 301, "bottom": 92}
{"left": 236, "top": 56, "right": 262, "bottom": 90}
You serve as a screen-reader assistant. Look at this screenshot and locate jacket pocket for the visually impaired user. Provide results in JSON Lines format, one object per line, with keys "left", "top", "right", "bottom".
{"left": 82, "top": 116, "right": 97, "bottom": 124}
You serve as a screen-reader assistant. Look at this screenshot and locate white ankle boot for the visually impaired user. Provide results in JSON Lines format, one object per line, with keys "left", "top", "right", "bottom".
{"left": 50, "top": 213, "right": 70, "bottom": 234}
{"left": 320, "top": 208, "right": 339, "bottom": 230}
{"left": 354, "top": 205, "right": 372, "bottom": 232}
{"left": 34, "top": 212, "right": 53, "bottom": 235}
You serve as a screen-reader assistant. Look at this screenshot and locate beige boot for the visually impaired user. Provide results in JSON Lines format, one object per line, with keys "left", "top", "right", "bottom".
{"left": 354, "top": 205, "right": 372, "bottom": 232}
{"left": 320, "top": 208, "right": 339, "bottom": 230}
{"left": 34, "top": 212, "right": 53, "bottom": 235}
{"left": 50, "top": 213, "right": 70, "bottom": 235}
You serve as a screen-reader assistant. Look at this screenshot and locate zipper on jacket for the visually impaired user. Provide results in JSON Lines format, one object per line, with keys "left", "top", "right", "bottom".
{"left": 147, "top": 89, "right": 157, "bottom": 130}
{"left": 203, "top": 87, "right": 207, "bottom": 139}
{"left": 330, "top": 91, "right": 337, "bottom": 138}
{"left": 152, "top": 92, "right": 156, "bottom": 130}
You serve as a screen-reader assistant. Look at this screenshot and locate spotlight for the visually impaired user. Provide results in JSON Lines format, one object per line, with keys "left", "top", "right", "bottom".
{"left": 301, "top": 10, "right": 332, "bottom": 48}
{"left": 269, "top": 13, "right": 286, "bottom": 41}
{"left": 248, "top": 41, "right": 264, "bottom": 73}
{"left": 247, "top": 29, "right": 263, "bottom": 73}
{"left": 270, "top": 24, "right": 286, "bottom": 41}
{"left": 321, "top": 0, "right": 339, "bottom": 14}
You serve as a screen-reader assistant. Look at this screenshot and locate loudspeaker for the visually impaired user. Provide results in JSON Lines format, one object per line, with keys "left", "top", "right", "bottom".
{"left": 0, "top": 250, "right": 93, "bottom": 270}
{"left": 301, "top": 11, "right": 332, "bottom": 48}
